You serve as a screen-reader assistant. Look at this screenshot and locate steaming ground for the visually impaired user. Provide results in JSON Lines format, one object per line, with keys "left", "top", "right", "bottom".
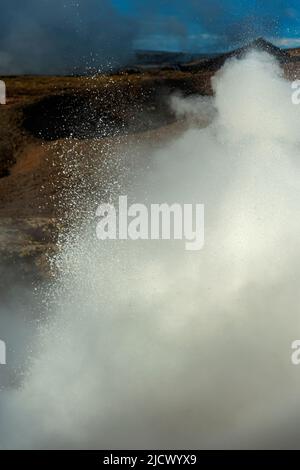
{"left": 2, "top": 51, "right": 300, "bottom": 448}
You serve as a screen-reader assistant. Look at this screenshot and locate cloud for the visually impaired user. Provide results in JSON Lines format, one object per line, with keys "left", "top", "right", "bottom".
{"left": 0, "top": 0, "right": 136, "bottom": 74}
{"left": 132, "top": 0, "right": 300, "bottom": 52}
{"left": 1, "top": 0, "right": 300, "bottom": 73}
{"left": 271, "top": 37, "right": 300, "bottom": 48}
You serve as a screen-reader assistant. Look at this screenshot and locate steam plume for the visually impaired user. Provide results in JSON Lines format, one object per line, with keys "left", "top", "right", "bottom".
{"left": 2, "top": 51, "right": 300, "bottom": 449}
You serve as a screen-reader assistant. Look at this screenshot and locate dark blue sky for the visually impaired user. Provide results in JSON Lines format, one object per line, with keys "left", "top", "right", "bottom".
{"left": 1, "top": 0, "right": 300, "bottom": 74}
{"left": 112, "top": 0, "right": 300, "bottom": 51}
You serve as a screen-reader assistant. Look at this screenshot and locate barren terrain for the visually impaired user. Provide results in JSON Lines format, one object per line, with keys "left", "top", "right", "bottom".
{"left": 0, "top": 41, "right": 300, "bottom": 277}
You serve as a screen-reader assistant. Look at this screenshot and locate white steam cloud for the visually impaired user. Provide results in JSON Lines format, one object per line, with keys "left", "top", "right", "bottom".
{"left": 2, "top": 51, "right": 300, "bottom": 449}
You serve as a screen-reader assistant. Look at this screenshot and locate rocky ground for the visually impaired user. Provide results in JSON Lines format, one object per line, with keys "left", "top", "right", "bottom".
{"left": 0, "top": 42, "right": 299, "bottom": 279}
{"left": 0, "top": 69, "right": 207, "bottom": 278}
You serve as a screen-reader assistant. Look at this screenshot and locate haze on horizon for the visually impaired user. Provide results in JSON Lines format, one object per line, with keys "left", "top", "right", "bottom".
{"left": 1, "top": 0, "right": 300, "bottom": 74}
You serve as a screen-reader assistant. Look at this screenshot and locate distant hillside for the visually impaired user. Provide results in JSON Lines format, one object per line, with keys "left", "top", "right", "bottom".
{"left": 124, "top": 50, "right": 220, "bottom": 72}
{"left": 125, "top": 39, "right": 294, "bottom": 73}
{"left": 180, "top": 38, "right": 290, "bottom": 72}
{"left": 135, "top": 50, "right": 218, "bottom": 65}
